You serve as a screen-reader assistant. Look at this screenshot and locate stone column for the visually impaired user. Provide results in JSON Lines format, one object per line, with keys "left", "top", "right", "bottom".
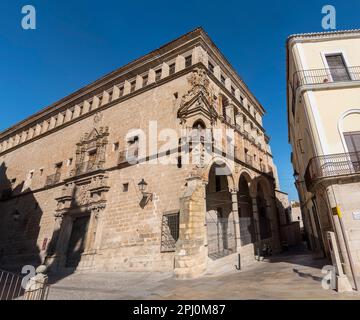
{"left": 175, "top": 55, "right": 185, "bottom": 72}
{"left": 47, "top": 213, "right": 73, "bottom": 271}
{"left": 265, "top": 197, "right": 281, "bottom": 252}
{"left": 44, "top": 212, "right": 64, "bottom": 267}
{"left": 84, "top": 204, "right": 106, "bottom": 253}
{"left": 174, "top": 176, "right": 207, "bottom": 279}
{"left": 77, "top": 206, "right": 104, "bottom": 270}
{"left": 231, "top": 189, "right": 241, "bottom": 251}
{"left": 251, "top": 196, "right": 262, "bottom": 257}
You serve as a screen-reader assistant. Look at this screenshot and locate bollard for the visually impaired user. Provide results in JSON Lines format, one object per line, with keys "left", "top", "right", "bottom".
{"left": 24, "top": 265, "right": 49, "bottom": 300}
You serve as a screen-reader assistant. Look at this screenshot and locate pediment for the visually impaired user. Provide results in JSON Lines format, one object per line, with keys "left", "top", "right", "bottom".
{"left": 86, "top": 128, "right": 100, "bottom": 142}
{"left": 178, "top": 92, "right": 218, "bottom": 124}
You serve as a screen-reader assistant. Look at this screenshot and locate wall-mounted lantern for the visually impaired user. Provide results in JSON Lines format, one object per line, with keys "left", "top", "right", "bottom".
{"left": 138, "top": 179, "right": 153, "bottom": 203}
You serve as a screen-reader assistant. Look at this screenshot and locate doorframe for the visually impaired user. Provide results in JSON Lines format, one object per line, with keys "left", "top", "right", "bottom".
{"left": 65, "top": 212, "right": 92, "bottom": 269}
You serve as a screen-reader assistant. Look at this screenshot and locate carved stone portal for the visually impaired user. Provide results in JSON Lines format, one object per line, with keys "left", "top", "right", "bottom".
{"left": 177, "top": 67, "right": 218, "bottom": 125}
{"left": 47, "top": 126, "right": 110, "bottom": 272}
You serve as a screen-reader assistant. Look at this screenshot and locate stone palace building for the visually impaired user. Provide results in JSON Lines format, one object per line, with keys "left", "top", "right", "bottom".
{"left": 0, "top": 28, "right": 288, "bottom": 278}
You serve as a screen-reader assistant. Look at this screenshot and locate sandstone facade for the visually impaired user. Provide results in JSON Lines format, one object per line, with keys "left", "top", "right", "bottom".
{"left": 0, "top": 28, "right": 286, "bottom": 278}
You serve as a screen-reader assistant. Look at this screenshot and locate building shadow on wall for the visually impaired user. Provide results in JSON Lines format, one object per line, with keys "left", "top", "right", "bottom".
{"left": 0, "top": 162, "right": 42, "bottom": 273}
{"left": 0, "top": 162, "right": 79, "bottom": 290}
{"left": 260, "top": 196, "right": 329, "bottom": 270}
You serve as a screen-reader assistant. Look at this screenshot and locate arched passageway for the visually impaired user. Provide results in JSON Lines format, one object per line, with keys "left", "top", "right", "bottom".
{"left": 205, "top": 162, "right": 236, "bottom": 259}
{"left": 237, "top": 174, "right": 255, "bottom": 246}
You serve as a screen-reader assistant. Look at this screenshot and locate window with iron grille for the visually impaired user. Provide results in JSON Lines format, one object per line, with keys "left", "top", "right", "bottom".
{"left": 161, "top": 212, "right": 179, "bottom": 252}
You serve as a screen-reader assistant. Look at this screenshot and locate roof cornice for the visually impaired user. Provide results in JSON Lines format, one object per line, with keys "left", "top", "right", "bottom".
{"left": 0, "top": 27, "right": 266, "bottom": 140}
{"left": 287, "top": 28, "right": 360, "bottom": 47}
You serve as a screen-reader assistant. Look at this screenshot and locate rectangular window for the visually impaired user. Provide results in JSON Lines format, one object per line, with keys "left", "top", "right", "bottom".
{"left": 142, "top": 75, "right": 148, "bottom": 87}
{"left": 119, "top": 86, "right": 124, "bottom": 96}
{"left": 208, "top": 62, "right": 214, "bottom": 73}
{"left": 221, "top": 75, "right": 226, "bottom": 85}
{"left": 185, "top": 55, "right": 192, "bottom": 68}
{"left": 161, "top": 212, "right": 180, "bottom": 252}
{"left": 130, "top": 80, "right": 136, "bottom": 92}
{"left": 169, "top": 63, "right": 175, "bottom": 75}
{"left": 55, "top": 162, "right": 63, "bottom": 172}
{"left": 123, "top": 183, "right": 129, "bottom": 192}
{"left": 231, "top": 86, "right": 235, "bottom": 95}
{"left": 155, "top": 69, "right": 162, "bottom": 81}
{"left": 113, "top": 142, "right": 119, "bottom": 151}
{"left": 344, "top": 131, "right": 360, "bottom": 171}
{"left": 344, "top": 131, "right": 360, "bottom": 152}
{"left": 326, "top": 54, "right": 350, "bottom": 81}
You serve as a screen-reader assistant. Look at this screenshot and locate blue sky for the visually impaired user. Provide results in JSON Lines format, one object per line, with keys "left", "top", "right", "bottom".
{"left": 1, "top": 0, "right": 360, "bottom": 200}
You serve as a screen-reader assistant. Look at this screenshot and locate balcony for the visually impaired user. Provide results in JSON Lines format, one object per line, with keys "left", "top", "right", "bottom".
{"left": 305, "top": 152, "right": 360, "bottom": 191}
{"left": 45, "top": 172, "right": 61, "bottom": 187}
{"left": 293, "top": 66, "right": 360, "bottom": 93}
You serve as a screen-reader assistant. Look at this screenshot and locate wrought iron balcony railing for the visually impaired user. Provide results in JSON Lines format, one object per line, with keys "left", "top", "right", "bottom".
{"left": 305, "top": 151, "right": 360, "bottom": 190}
{"left": 293, "top": 66, "right": 360, "bottom": 93}
{"left": 45, "top": 172, "right": 61, "bottom": 187}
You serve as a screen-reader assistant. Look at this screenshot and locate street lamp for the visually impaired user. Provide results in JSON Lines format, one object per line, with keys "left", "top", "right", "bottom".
{"left": 138, "top": 179, "right": 153, "bottom": 201}
{"left": 138, "top": 178, "right": 148, "bottom": 194}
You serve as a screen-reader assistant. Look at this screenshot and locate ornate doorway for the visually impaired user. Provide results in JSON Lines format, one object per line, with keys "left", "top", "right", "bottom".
{"left": 66, "top": 215, "right": 90, "bottom": 268}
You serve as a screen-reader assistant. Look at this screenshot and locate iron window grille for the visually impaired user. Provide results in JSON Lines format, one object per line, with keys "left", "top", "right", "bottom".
{"left": 161, "top": 212, "right": 180, "bottom": 252}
